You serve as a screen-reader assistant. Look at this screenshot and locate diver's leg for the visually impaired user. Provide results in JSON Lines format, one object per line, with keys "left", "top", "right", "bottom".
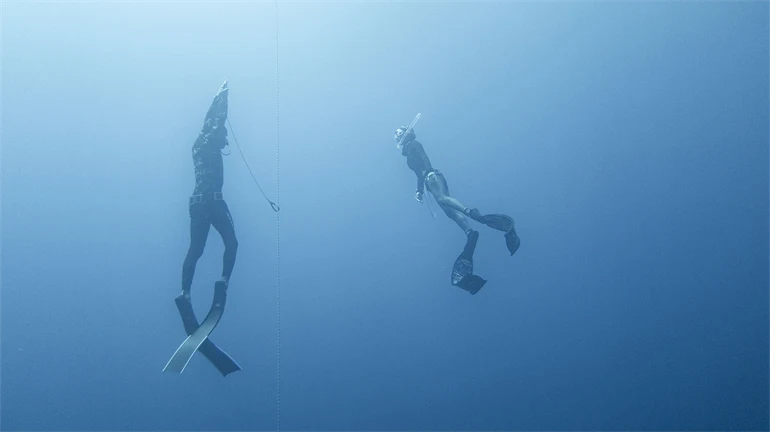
{"left": 433, "top": 192, "right": 486, "bottom": 294}
{"left": 428, "top": 173, "right": 483, "bottom": 221}
{"left": 435, "top": 195, "right": 473, "bottom": 214}
{"left": 439, "top": 204, "right": 473, "bottom": 235}
{"left": 429, "top": 172, "right": 518, "bottom": 256}
{"left": 182, "top": 206, "right": 211, "bottom": 299}
{"left": 210, "top": 201, "right": 238, "bottom": 286}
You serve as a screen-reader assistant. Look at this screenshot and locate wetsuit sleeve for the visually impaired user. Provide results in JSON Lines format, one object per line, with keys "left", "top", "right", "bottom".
{"left": 203, "top": 89, "right": 228, "bottom": 129}
{"left": 411, "top": 141, "right": 430, "bottom": 193}
{"left": 416, "top": 170, "right": 425, "bottom": 193}
{"left": 194, "top": 86, "right": 229, "bottom": 151}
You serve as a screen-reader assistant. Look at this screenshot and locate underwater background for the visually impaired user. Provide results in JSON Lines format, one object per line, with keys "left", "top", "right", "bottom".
{"left": 1, "top": 1, "right": 768, "bottom": 431}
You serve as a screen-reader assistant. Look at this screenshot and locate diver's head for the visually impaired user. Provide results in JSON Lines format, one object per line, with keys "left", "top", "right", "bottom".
{"left": 395, "top": 126, "right": 416, "bottom": 149}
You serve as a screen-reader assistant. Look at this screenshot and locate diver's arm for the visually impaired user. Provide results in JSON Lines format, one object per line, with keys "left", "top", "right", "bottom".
{"left": 411, "top": 172, "right": 424, "bottom": 202}
{"left": 205, "top": 81, "right": 229, "bottom": 122}
{"left": 195, "top": 82, "right": 229, "bottom": 150}
{"left": 408, "top": 141, "right": 427, "bottom": 194}
{"left": 416, "top": 172, "right": 425, "bottom": 195}
{"left": 192, "top": 132, "right": 206, "bottom": 152}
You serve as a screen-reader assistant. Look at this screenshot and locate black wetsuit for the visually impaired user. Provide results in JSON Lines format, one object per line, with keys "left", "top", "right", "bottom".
{"left": 402, "top": 138, "right": 472, "bottom": 232}
{"left": 402, "top": 139, "right": 434, "bottom": 194}
{"left": 399, "top": 135, "right": 520, "bottom": 294}
{"left": 181, "top": 90, "right": 238, "bottom": 294}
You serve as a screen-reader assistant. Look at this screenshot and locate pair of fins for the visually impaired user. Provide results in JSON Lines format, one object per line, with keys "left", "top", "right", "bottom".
{"left": 163, "top": 281, "right": 241, "bottom": 376}
{"left": 452, "top": 213, "right": 520, "bottom": 295}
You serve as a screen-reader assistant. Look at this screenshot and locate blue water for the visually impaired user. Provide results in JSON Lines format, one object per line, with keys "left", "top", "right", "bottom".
{"left": 1, "top": 1, "right": 768, "bottom": 431}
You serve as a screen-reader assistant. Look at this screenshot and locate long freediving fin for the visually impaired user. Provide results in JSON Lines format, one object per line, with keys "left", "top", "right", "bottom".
{"left": 451, "top": 230, "right": 487, "bottom": 295}
{"left": 476, "top": 213, "right": 512, "bottom": 231}
{"left": 175, "top": 295, "right": 241, "bottom": 376}
{"left": 164, "top": 280, "right": 228, "bottom": 374}
{"left": 475, "top": 213, "right": 520, "bottom": 256}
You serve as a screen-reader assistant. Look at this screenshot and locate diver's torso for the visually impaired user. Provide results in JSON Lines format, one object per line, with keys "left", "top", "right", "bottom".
{"left": 192, "top": 138, "right": 224, "bottom": 195}
{"left": 404, "top": 140, "right": 433, "bottom": 178}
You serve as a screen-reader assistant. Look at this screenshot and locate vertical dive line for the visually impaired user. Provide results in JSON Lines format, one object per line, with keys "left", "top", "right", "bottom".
{"left": 0, "top": 1, "right": 4, "bottom": 416}
{"left": 274, "top": 1, "right": 281, "bottom": 432}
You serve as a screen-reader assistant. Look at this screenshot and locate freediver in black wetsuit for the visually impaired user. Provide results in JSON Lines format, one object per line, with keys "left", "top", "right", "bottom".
{"left": 395, "top": 125, "right": 520, "bottom": 295}
{"left": 181, "top": 81, "right": 238, "bottom": 301}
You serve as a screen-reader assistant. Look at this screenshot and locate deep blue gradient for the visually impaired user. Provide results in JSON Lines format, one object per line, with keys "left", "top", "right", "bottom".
{"left": 1, "top": 2, "right": 768, "bottom": 431}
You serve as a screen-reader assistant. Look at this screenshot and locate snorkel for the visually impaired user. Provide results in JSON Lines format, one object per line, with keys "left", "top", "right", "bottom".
{"left": 395, "top": 113, "right": 421, "bottom": 150}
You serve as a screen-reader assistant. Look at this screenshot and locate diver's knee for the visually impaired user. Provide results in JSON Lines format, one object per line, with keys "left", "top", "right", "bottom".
{"left": 187, "top": 245, "right": 205, "bottom": 260}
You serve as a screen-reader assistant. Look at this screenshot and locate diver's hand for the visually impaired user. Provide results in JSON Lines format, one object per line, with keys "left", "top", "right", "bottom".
{"left": 415, "top": 191, "right": 424, "bottom": 203}
{"left": 215, "top": 80, "right": 229, "bottom": 97}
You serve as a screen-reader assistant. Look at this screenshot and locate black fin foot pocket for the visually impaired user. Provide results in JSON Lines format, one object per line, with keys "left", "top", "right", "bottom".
{"left": 468, "top": 208, "right": 485, "bottom": 223}
{"left": 480, "top": 214, "right": 513, "bottom": 232}
{"left": 464, "top": 229, "right": 480, "bottom": 255}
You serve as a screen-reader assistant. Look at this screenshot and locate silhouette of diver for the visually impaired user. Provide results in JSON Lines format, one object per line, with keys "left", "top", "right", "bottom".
{"left": 181, "top": 81, "right": 238, "bottom": 301}
{"left": 395, "top": 125, "right": 520, "bottom": 294}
